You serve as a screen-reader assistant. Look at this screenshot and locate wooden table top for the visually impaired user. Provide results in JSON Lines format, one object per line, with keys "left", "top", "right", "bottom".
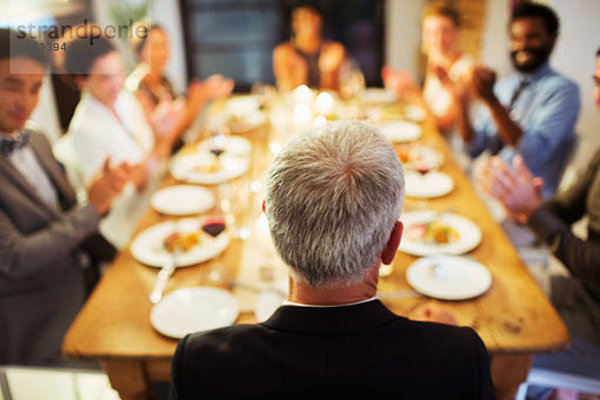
{"left": 63, "top": 98, "right": 568, "bottom": 362}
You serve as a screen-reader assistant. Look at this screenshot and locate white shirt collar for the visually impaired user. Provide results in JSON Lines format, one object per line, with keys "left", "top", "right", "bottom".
{"left": 281, "top": 296, "right": 378, "bottom": 308}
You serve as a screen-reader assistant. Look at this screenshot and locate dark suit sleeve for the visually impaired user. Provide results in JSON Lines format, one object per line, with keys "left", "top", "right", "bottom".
{"left": 169, "top": 334, "right": 190, "bottom": 400}
{"left": 537, "top": 151, "right": 600, "bottom": 224}
{"left": 0, "top": 203, "right": 100, "bottom": 281}
{"left": 528, "top": 207, "right": 600, "bottom": 297}
{"left": 466, "top": 328, "right": 495, "bottom": 400}
{"left": 526, "top": 152, "right": 600, "bottom": 296}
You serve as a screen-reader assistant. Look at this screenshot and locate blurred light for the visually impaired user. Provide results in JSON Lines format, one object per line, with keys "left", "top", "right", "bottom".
{"left": 292, "top": 85, "right": 313, "bottom": 104}
{"left": 313, "top": 115, "right": 327, "bottom": 127}
{"left": 293, "top": 103, "right": 312, "bottom": 126}
{"left": 315, "top": 92, "right": 334, "bottom": 115}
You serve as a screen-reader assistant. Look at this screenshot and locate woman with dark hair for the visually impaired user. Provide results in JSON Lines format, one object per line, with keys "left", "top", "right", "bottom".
{"left": 127, "top": 22, "right": 234, "bottom": 140}
{"left": 272, "top": 6, "right": 346, "bottom": 91}
{"left": 65, "top": 26, "right": 174, "bottom": 248}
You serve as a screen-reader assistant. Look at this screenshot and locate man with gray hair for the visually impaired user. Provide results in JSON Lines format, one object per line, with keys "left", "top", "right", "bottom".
{"left": 170, "top": 120, "right": 495, "bottom": 399}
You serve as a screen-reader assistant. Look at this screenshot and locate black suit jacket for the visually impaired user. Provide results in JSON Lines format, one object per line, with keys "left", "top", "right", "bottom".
{"left": 170, "top": 300, "right": 495, "bottom": 399}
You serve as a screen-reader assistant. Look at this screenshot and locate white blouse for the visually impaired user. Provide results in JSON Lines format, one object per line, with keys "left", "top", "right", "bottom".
{"left": 70, "top": 90, "right": 154, "bottom": 182}
{"left": 69, "top": 90, "right": 158, "bottom": 248}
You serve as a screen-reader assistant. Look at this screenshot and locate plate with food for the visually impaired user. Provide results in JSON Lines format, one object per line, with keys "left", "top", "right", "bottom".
{"left": 404, "top": 171, "right": 454, "bottom": 198}
{"left": 406, "top": 255, "right": 492, "bottom": 300}
{"left": 151, "top": 185, "right": 215, "bottom": 216}
{"left": 396, "top": 144, "right": 444, "bottom": 171}
{"left": 131, "top": 217, "right": 229, "bottom": 267}
{"left": 398, "top": 210, "right": 482, "bottom": 256}
{"left": 151, "top": 287, "right": 239, "bottom": 338}
{"left": 377, "top": 121, "right": 422, "bottom": 143}
{"left": 197, "top": 135, "right": 252, "bottom": 157}
{"left": 170, "top": 153, "right": 249, "bottom": 185}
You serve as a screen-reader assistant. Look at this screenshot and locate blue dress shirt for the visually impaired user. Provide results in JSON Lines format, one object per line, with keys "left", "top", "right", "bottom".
{"left": 467, "top": 63, "right": 580, "bottom": 198}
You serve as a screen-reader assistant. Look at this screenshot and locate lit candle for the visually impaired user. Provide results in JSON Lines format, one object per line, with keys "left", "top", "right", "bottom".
{"left": 315, "top": 92, "right": 335, "bottom": 115}
{"left": 313, "top": 115, "right": 327, "bottom": 127}
{"left": 293, "top": 85, "right": 313, "bottom": 104}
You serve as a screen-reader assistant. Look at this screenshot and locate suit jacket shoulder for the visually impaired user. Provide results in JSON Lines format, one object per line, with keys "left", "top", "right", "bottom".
{"left": 171, "top": 301, "right": 495, "bottom": 399}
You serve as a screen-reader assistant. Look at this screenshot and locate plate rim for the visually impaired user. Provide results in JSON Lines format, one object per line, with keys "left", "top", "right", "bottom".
{"left": 406, "top": 255, "right": 492, "bottom": 300}
{"left": 150, "top": 286, "right": 240, "bottom": 339}
{"left": 169, "top": 153, "right": 250, "bottom": 184}
{"left": 150, "top": 185, "right": 215, "bottom": 216}
{"left": 377, "top": 120, "right": 423, "bottom": 143}
{"left": 404, "top": 171, "right": 454, "bottom": 198}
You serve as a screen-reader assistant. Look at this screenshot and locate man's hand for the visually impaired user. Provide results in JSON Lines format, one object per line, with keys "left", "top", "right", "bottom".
{"left": 87, "top": 159, "right": 129, "bottom": 215}
{"left": 470, "top": 66, "right": 497, "bottom": 104}
{"left": 410, "top": 301, "right": 458, "bottom": 325}
{"left": 475, "top": 155, "right": 543, "bottom": 223}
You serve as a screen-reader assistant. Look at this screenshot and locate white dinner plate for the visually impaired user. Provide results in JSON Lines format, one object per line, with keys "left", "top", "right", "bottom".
{"left": 225, "top": 96, "right": 262, "bottom": 116}
{"left": 377, "top": 121, "right": 422, "bottom": 143}
{"left": 398, "top": 210, "right": 482, "bottom": 256}
{"left": 253, "top": 279, "right": 289, "bottom": 322}
{"left": 131, "top": 218, "right": 229, "bottom": 267}
{"left": 151, "top": 185, "right": 215, "bottom": 216}
{"left": 151, "top": 287, "right": 240, "bottom": 338}
{"left": 406, "top": 255, "right": 492, "bottom": 300}
{"left": 197, "top": 135, "right": 252, "bottom": 157}
{"left": 404, "top": 171, "right": 454, "bottom": 198}
{"left": 227, "top": 111, "right": 266, "bottom": 133}
{"left": 254, "top": 290, "right": 287, "bottom": 323}
{"left": 359, "top": 88, "right": 398, "bottom": 104}
{"left": 404, "top": 104, "right": 427, "bottom": 122}
{"left": 170, "top": 153, "right": 250, "bottom": 185}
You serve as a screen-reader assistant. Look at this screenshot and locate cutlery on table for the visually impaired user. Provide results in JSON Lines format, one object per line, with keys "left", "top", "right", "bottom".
{"left": 150, "top": 253, "right": 177, "bottom": 304}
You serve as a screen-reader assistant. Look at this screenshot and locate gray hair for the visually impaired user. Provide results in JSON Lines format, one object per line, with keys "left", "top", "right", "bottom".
{"left": 265, "top": 120, "right": 405, "bottom": 288}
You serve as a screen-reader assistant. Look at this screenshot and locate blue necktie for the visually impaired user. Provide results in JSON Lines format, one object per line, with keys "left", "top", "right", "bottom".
{"left": 490, "top": 79, "right": 530, "bottom": 155}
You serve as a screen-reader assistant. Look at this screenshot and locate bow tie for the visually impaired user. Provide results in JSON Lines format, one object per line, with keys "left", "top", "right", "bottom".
{"left": 0, "top": 132, "right": 30, "bottom": 155}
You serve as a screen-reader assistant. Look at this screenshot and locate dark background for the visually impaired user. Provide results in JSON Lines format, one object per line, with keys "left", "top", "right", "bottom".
{"left": 179, "top": 0, "right": 386, "bottom": 92}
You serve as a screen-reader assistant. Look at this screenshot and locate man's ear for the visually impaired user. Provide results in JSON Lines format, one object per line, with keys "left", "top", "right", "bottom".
{"left": 262, "top": 200, "right": 266, "bottom": 213}
{"left": 381, "top": 221, "right": 403, "bottom": 265}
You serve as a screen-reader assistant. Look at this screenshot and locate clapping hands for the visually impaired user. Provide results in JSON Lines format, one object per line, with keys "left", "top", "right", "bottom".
{"left": 189, "top": 74, "right": 235, "bottom": 106}
{"left": 87, "top": 158, "right": 131, "bottom": 215}
{"left": 468, "top": 66, "right": 497, "bottom": 103}
{"left": 475, "top": 155, "right": 544, "bottom": 223}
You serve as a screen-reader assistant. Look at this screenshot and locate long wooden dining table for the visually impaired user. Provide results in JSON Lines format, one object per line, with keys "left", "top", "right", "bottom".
{"left": 63, "top": 95, "right": 569, "bottom": 400}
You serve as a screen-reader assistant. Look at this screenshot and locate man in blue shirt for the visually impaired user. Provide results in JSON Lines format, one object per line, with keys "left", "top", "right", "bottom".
{"left": 455, "top": 2, "right": 580, "bottom": 198}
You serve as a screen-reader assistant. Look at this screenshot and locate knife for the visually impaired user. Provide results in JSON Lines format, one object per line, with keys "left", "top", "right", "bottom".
{"left": 149, "top": 254, "right": 177, "bottom": 304}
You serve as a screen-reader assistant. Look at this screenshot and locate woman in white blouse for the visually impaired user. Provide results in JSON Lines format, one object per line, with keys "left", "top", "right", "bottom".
{"left": 65, "top": 32, "right": 176, "bottom": 247}
{"left": 382, "top": 4, "right": 474, "bottom": 134}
